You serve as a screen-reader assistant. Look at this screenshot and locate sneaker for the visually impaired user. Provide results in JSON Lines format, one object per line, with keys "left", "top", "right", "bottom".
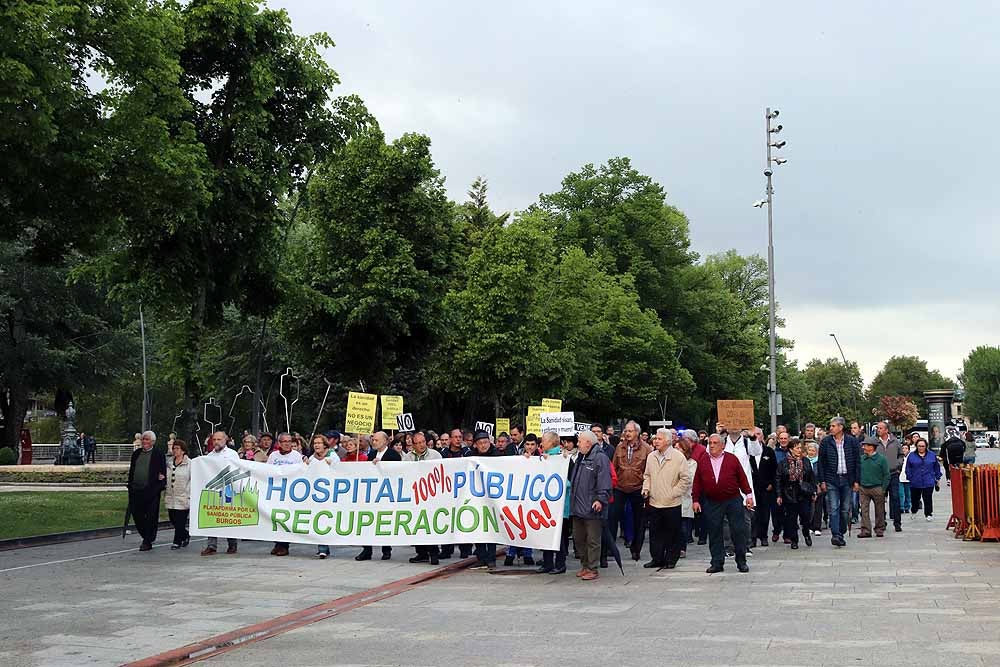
{"left": 549, "top": 566, "right": 567, "bottom": 574}
{"left": 316, "top": 552, "right": 327, "bottom": 559}
{"left": 697, "top": 538, "right": 707, "bottom": 545}
{"left": 536, "top": 565, "right": 553, "bottom": 574}
{"left": 170, "top": 544, "right": 180, "bottom": 550}
{"left": 679, "top": 550, "right": 686, "bottom": 559}
{"left": 469, "top": 563, "right": 489, "bottom": 570}
{"left": 746, "top": 548, "right": 753, "bottom": 557}
{"left": 926, "top": 515, "right": 934, "bottom": 522}
{"left": 486, "top": 564, "right": 496, "bottom": 572}
{"left": 409, "top": 555, "right": 429, "bottom": 563}
{"left": 812, "top": 530, "right": 821, "bottom": 536}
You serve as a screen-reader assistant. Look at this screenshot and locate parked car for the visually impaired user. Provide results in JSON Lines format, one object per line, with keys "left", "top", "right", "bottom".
{"left": 975, "top": 435, "right": 990, "bottom": 448}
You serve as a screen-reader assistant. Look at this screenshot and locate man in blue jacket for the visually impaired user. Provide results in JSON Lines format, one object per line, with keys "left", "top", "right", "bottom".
{"left": 817, "top": 417, "right": 861, "bottom": 548}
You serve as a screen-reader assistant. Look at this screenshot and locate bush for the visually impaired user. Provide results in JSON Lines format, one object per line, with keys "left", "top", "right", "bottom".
{"left": 0, "top": 448, "right": 17, "bottom": 465}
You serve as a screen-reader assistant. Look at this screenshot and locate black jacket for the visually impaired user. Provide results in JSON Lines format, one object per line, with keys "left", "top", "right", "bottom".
{"left": 754, "top": 446, "right": 778, "bottom": 495}
{"left": 941, "top": 436, "right": 966, "bottom": 468}
{"left": 440, "top": 446, "right": 471, "bottom": 459}
{"left": 775, "top": 457, "right": 818, "bottom": 503}
{"left": 127, "top": 447, "right": 167, "bottom": 494}
{"left": 377, "top": 448, "right": 402, "bottom": 462}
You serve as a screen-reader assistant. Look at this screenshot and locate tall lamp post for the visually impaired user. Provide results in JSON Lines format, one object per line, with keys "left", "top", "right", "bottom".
{"left": 829, "top": 332, "right": 859, "bottom": 420}
{"left": 753, "top": 107, "right": 787, "bottom": 434}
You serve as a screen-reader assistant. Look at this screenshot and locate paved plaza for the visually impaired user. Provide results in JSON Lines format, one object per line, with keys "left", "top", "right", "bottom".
{"left": 2, "top": 451, "right": 999, "bottom": 667}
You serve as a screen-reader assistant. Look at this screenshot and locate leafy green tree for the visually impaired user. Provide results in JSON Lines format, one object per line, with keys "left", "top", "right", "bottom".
{"left": 81, "top": 0, "right": 367, "bottom": 444}
{"left": 866, "top": 355, "right": 955, "bottom": 413}
{"left": 539, "top": 157, "right": 695, "bottom": 316}
{"left": 460, "top": 176, "right": 509, "bottom": 247}
{"left": 803, "top": 357, "right": 864, "bottom": 425}
{"left": 282, "top": 128, "right": 462, "bottom": 393}
{"left": 959, "top": 346, "right": 1000, "bottom": 429}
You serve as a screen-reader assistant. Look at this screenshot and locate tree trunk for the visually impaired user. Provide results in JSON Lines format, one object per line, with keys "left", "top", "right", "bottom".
{"left": 180, "top": 285, "right": 208, "bottom": 455}
{"left": 0, "top": 383, "right": 29, "bottom": 453}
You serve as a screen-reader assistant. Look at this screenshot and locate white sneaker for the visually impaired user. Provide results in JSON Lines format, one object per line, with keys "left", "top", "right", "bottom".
{"left": 813, "top": 530, "right": 821, "bottom": 536}
{"left": 926, "top": 515, "right": 933, "bottom": 522}
{"left": 316, "top": 552, "right": 328, "bottom": 559}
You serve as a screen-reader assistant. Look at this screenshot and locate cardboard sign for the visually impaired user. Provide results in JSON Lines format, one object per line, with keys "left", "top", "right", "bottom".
{"left": 526, "top": 406, "right": 544, "bottom": 436}
{"left": 539, "top": 411, "right": 575, "bottom": 436}
{"left": 574, "top": 422, "right": 592, "bottom": 433}
{"left": 495, "top": 418, "right": 510, "bottom": 436}
{"left": 716, "top": 400, "right": 755, "bottom": 430}
{"left": 380, "top": 395, "right": 404, "bottom": 431}
{"left": 345, "top": 391, "right": 378, "bottom": 434}
{"left": 395, "top": 413, "right": 415, "bottom": 432}
{"left": 474, "top": 421, "right": 495, "bottom": 437}
{"left": 541, "top": 398, "right": 562, "bottom": 412}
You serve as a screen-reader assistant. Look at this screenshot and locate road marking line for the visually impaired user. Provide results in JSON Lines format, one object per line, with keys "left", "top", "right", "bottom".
{"left": 0, "top": 539, "right": 206, "bottom": 573}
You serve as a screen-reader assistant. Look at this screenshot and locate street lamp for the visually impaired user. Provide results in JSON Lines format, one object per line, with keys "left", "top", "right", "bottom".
{"left": 753, "top": 107, "right": 787, "bottom": 434}
{"left": 829, "top": 332, "right": 859, "bottom": 420}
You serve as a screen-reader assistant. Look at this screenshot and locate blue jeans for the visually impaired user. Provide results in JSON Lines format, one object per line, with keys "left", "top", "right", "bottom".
{"left": 506, "top": 546, "right": 533, "bottom": 559}
{"left": 826, "top": 476, "right": 853, "bottom": 540}
{"left": 899, "top": 482, "right": 911, "bottom": 512}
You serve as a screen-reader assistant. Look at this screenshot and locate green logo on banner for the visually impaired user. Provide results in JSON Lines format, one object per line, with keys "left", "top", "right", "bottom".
{"left": 197, "top": 465, "right": 260, "bottom": 529}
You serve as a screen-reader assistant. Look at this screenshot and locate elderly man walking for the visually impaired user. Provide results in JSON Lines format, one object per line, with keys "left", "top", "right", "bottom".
{"left": 201, "top": 431, "right": 241, "bottom": 556}
{"left": 611, "top": 420, "right": 652, "bottom": 561}
{"left": 570, "top": 431, "right": 612, "bottom": 581}
{"left": 692, "top": 434, "right": 754, "bottom": 574}
{"left": 127, "top": 430, "right": 167, "bottom": 552}
{"left": 876, "top": 421, "right": 905, "bottom": 533}
{"left": 817, "top": 417, "right": 861, "bottom": 547}
{"left": 642, "top": 429, "right": 692, "bottom": 570}
{"left": 858, "top": 436, "right": 890, "bottom": 538}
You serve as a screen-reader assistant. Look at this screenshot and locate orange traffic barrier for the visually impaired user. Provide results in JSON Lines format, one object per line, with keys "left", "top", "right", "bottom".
{"left": 963, "top": 467, "right": 980, "bottom": 541}
{"left": 982, "top": 465, "right": 1000, "bottom": 542}
{"left": 947, "top": 466, "right": 966, "bottom": 534}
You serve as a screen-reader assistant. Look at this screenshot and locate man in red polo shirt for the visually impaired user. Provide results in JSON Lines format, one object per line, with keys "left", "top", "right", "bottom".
{"left": 692, "top": 433, "right": 755, "bottom": 574}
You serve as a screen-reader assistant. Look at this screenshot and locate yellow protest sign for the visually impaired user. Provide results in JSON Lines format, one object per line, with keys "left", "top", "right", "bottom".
{"left": 380, "top": 395, "right": 404, "bottom": 431}
{"left": 526, "top": 406, "right": 544, "bottom": 436}
{"left": 716, "top": 400, "right": 755, "bottom": 431}
{"left": 345, "top": 392, "right": 377, "bottom": 434}
{"left": 541, "top": 398, "right": 562, "bottom": 412}
{"left": 495, "top": 418, "right": 510, "bottom": 436}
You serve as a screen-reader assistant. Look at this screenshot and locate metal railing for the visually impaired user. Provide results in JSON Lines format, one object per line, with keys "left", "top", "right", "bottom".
{"left": 28, "top": 444, "right": 135, "bottom": 464}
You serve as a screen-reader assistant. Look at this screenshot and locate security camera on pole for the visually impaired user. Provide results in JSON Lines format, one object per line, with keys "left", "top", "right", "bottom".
{"left": 753, "top": 107, "right": 787, "bottom": 435}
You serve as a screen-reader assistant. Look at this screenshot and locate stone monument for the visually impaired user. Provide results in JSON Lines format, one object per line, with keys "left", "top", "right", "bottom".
{"left": 58, "top": 402, "right": 84, "bottom": 465}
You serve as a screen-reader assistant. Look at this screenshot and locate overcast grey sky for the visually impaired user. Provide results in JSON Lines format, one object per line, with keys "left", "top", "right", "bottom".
{"left": 276, "top": 1, "right": 999, "bottom": 384}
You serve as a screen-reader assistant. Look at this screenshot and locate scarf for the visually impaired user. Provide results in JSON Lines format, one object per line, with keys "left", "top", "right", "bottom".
{"left": 788, "top": 456, "right": 804, "bottom": 482}
{"left": 808, "top": 455, "right": 818, "bottom": 465}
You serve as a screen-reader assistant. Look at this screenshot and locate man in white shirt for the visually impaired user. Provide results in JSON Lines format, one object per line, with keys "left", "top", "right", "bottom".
{"left": 266, "top": 432, "right": 306, "bottom": 556}
{"left": 201, "top": 431, "right": 241, "bottom": 556}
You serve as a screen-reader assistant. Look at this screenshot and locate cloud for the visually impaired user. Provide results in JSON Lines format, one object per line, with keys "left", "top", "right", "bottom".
{"left": 275, "top": 0, "right": 999, "bottom": 378}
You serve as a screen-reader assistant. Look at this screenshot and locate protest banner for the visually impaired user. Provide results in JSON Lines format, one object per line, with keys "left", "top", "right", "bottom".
{"left": 345, "top": 392, "right": 378, "bottom": 434}
{"left": 380, "top": 395, "right": 404, "bottom": 431}
{"left": 574, "top": 422, "right": 592, "bottom": 433}
{"left": 526, "top": 406, "right": 543, "bottom": 435}
{"left": 541, "top": 398, "right": 562, "bottom": 412}
{"left": 539, "top": 411, "right": 575, "bottom": 436}
{"left": 474, "top": 421, "right": 495, "bottom": 437}
{"left": 189, "top": 455, "right": 569, "bottom": 550}
{"left": 717, "top": 399, "right": 756, "bottom": 430}
{"left": 495, "top": 418, "right": 510, "bottom": 436}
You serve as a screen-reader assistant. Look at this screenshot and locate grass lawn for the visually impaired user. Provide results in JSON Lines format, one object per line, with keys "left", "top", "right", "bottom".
{"left": 0, "top": 491, "right": 168, "bottom": 540}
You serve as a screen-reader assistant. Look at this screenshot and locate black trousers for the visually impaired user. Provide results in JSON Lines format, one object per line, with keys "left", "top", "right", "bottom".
{"left": 85, "top": 449, "right": 96, "bottom": 463}
{"left": 474, "top": 543, "right": 496, "bottom": 565}
{"left": 167, "top": 509, "right": 189, "bottom": 545}
{"left": 704, "top": 496, "right": 747, "bottom": 568}
{"left": 610, "top": 489, "right": 646, "bottom": 554}
{"left": 769, "top": 491, "right": 784, "bottom": 536}
{"left": 128, "top": 488, "right": 161, "bottom": 544}
{"left": 647, "top": 505, "right": 682, "bottom": 566}
{"left": 811, "top": 492, "right": 827, "bottom": 530}
{"left": 415, "top": 544, "right": 440, "bottom": 559}
{"left": 542, "top": 521, "right": 571, "bottom": 570}
{"left": 781, "top": 499, "right": 812, "bottom": 544}
{"left": 888, "top": 473, "right": 901, "bottom": 527}
{"left": 911, "top": 487, "right": 934, "bottom": 517}
{"left": 440, "top": 543, "right": 472, "bottom": 558}
{"left": 755, "top": 489, "right": 775, "bottom": 539}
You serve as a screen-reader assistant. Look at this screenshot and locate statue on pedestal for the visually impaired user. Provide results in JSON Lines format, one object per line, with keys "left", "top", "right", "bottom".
{"left": 58, "top": 402, "right": 84, "bottom": 465}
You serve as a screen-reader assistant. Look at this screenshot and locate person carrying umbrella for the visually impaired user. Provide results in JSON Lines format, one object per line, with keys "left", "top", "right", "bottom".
{"left": 570, "top": 431, "right": 612, "bottom": 581}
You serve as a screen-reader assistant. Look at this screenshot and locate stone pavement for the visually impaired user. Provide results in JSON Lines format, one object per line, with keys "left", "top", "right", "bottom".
{"left": 2, "top": 449, "right": 999, "bottom": 666}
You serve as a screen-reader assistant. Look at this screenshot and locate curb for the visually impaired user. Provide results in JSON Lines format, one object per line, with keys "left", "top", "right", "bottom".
{"left": 125, "top": 556, "right": 478, "bottom": 666}
{"left": 0, "top": 521, "right": 172, "bottom": 551}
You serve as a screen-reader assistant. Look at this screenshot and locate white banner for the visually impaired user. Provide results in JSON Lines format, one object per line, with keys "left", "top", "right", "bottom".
{"left": 189, "top": 455, "right": 568, "bottom": 550}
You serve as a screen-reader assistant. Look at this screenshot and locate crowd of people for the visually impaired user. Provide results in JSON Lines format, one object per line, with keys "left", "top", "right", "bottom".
{"left": 126, "top": 416, "right": 948, "bottom": 579}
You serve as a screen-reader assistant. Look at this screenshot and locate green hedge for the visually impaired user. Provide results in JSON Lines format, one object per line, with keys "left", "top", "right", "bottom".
{"left": 0, "top": 469, "right": 128, "bottom": 484}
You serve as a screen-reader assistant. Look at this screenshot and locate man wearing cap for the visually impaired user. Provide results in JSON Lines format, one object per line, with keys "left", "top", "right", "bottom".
{"left": 858, "top": 436, "right": 890, "bottom": 538}
{"left": 469, "top": 431, "right": 501, "bottom": 571}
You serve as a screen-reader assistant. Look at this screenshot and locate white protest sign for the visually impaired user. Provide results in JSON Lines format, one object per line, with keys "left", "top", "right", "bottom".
{"left": 574, "top": 422, "right": 592, "bottom": 433}
{"left": 474, "top": 421, "right": 495, "bottom": 437}
{"left": 188, "top": 455, "right": 569, "bottom": 550}
{"left": 395, "top": 413, "right": 415, "bottom": 432}
{"left": 539, "top": 411, "right": 575, "bottom": 436}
